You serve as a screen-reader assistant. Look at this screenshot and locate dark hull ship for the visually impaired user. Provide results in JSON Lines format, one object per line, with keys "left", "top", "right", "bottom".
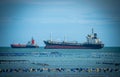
{"left": 44, "top": 29, "right": 104, "bottom": 49}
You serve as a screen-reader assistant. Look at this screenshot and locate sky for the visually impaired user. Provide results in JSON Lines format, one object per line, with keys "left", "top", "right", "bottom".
{"left": 0, "top": 0, "right": 120, "bottom": 47}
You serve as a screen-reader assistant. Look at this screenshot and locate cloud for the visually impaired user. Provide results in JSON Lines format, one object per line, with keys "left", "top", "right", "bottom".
{"left": 0, "top": 16, "right": 119, "bottom": 26}
{"left": 0, "top": 0, "right": 75, "bottom": 5}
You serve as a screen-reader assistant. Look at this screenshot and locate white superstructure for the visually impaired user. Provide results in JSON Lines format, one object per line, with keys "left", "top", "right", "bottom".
{"left": 86, "top": 28, "right": 102, "bottom": 44}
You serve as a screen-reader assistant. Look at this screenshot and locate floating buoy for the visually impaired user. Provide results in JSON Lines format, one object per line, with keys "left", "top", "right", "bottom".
{"left": 48, "top": 68, "right": 51, "bottom": 72}
{"left": 87, "top": 68, "right": 91, "bottom": 72}
{"left": 115, "top": 68, "right": 119, "bottom": 72}
{"left": 43, "top": 68, "right": 48, "bottom": 71}
{"left": 71, "top": 68, "right": 78, "bottom": 72}
{"left": 91, "top": 68, "right": 96, "bottom": 72}
{"left": 65, "top": 68, "right": 71, "bottom": 72}
{"left": 78, "top": 68, "right": 83, "bottom": 72}
{"left": 96, "top": 68, "right": 101, "bottom": 72}
{"left": 56, "top": 68, "right": 64, "bottom": 72}
{"left": 0, "top": 69, "right": 2, "bottom": 73}
{"left": 23, "top": 69, "right": 29, "bottom": 72}
{"left": 0, "top": 67, "right": 119, "bottom": 73}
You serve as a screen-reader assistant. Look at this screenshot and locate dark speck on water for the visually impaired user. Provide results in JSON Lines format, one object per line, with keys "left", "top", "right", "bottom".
{"left": 0, "top": 47, "right": 120, "bottom": 77}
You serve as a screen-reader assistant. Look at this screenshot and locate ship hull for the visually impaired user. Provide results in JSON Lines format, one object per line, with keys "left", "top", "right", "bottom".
{"left": 44, "top": 44, "right": 104, "bottom": 49}
{"left": 44, "top": 41, "right": 104, "bottom": 49}
{"left": 11, "top": 44, "right": 39, "bottom": 48}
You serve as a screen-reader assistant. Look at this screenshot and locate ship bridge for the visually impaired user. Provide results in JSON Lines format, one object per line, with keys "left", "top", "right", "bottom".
{"left": 86, "top": 29, "right": 102, "bottom": 44}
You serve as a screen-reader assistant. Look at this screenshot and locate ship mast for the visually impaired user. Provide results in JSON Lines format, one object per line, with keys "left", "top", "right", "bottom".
{"left": 64, "top": 35, "right": 66, "bottom": 42}
{"left": 50, "top": 32, "right": 52, "bottom": 41}
{"left": 92, "top": 28, "right": 94, "bottom": 34}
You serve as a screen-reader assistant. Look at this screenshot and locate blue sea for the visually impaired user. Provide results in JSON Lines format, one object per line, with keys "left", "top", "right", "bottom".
{"left": 0, "top": 47, "right": 120, "bottom": 77}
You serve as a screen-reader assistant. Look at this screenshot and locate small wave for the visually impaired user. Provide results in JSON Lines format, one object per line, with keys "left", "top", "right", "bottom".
{"left": 0, "top": 52, "right": 62, "bottom": 57}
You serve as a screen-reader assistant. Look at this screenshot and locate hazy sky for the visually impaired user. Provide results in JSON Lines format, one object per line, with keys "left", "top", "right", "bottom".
{"left": 0, "top": 0, "right": 120, "bottom": 47}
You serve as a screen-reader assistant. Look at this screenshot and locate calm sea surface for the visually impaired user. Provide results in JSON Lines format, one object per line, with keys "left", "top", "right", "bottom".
{"left": 0, "top": 47, "right": 120, "bottom": 77}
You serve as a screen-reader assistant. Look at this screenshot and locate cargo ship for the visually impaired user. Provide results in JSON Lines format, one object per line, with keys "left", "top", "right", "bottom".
{"left": 11, "top": 38, "right": 39, "bottom": 48}
{"left": 44, "top": 29, "right": 104, "bottom": 49}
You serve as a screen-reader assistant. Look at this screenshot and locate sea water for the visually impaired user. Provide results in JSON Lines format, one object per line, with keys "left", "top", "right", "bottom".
{"left": 0, "top": 47, "right": 120, "bottom": 77}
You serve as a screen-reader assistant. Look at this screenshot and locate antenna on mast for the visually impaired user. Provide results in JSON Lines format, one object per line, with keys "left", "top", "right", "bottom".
{"left": 50, "top": 32, "right": 52, "bottom": 41}
{"left": 92, "top": 28, "right": 94, "bottom": 34}
{"left": 64, "top": 35, "right": 66, "bottom": 42}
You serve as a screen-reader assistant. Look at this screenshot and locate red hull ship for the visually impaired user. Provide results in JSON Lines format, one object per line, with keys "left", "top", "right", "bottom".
{"left": 11, "top": 38, "right": 39, "bottom": 48}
